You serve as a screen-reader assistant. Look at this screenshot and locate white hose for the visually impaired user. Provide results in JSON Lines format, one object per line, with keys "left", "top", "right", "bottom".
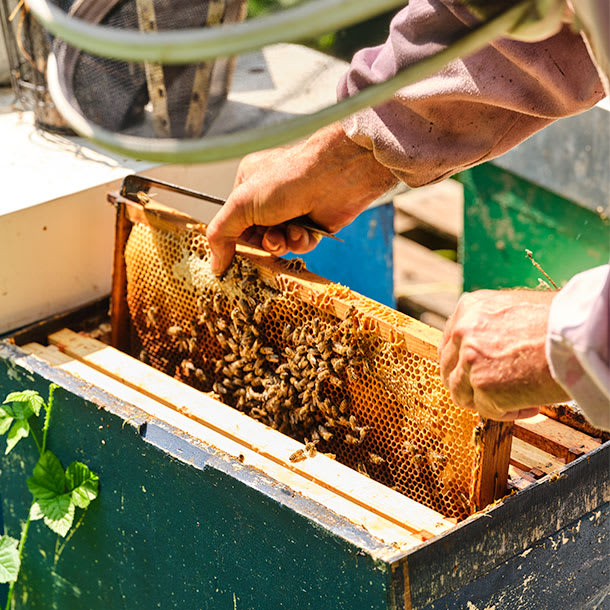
{"left": 27, "top": 0, "right": 406, "bottom": 64}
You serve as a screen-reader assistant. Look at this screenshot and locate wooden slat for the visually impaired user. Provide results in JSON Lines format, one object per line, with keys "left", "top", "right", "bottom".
{"left": 510, "top": 437, "right": 565, "bottom": 476}
{"left": 47, "top": 329, "right": 454, "bottom": 538}
{"left": 394, "top": 235, "right": 462, "bottom": 319}
{"left": 184, "top": 0, "right": 225, "bottom": 138}
{"left": 21, "top": 343, "right": 424, "bottom": 553}
{"left": 513, "top": 414, "right": 601, "bottom": 463}
{"left": 108, "top": 194, "right": 444, "bottom": 361}
{"left": 135, "top": 0, "right": 171, "bottom": 137}
{"left": 507, "top": 465, "right": 536, "bottom": 492}
{"left": 393, "top": 180, "right": 463, "bottom": 240}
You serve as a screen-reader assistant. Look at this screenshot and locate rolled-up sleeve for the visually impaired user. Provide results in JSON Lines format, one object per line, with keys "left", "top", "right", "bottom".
{"left": 546, "top": 266, "right": 610, "bottom": 431}
{"left": 337, "top": 0, "right": 604, "bottom": 187}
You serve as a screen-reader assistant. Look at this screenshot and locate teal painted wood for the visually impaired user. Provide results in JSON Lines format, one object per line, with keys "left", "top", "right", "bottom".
{"left": 420, "top": 502, "right": 610, "bottom": 609}
{"left": 289, "top": 203, "right": 395, "bottom": 307}
{"left": 404, "top": 441, "right": 609, "bottom": 609}
{"left": 459, "top": 164, "right": 610, "bottom": 291}
{"left": 0, "top": 347, "right": 395, "bottom": 610}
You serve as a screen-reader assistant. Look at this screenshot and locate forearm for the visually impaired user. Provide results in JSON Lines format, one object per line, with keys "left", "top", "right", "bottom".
{"left": 338, "top": 0, "right": 604, "bottom": 186}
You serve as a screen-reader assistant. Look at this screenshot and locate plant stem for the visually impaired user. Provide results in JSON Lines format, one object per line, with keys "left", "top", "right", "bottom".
{"left": 53, "top": 508, "right": 88, "bottom": 567}
{"left": 42, "top": 384, "right": 58, "bottom": 454}
{"left": 4, "top": 505, "right": 34, "bottom": 610}
{"left": 29, "top": 426, "right": 42, "bottom": 457}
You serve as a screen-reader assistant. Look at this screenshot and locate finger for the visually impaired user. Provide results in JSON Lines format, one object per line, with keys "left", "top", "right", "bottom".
{"left": 471, "top": 390, "right": 512, "bottom": 421}
{"left": 439, "top": 332, "right": 460, "bottom": 388}
{"left": 492, "top": 407, "right": 540, "bottom": 421}
{"left": 261, "top": 228, "right": 289, "bottom": 257}
{"left": 207, "top": 187, "right": 254, "bottom": 275}
{"left": 285, "top": 224, "right": 321, "bottom": 254}
{"left": 447, "top": 357, "right": 475, "bottom": 410}
{"left": 439, "top": 292, "right": 470, "bottom": 355}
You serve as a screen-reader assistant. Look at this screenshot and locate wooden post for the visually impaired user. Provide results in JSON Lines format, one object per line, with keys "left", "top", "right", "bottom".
{"left": 109, "top": 200, "right": 132, "bottom": 353}
{"left": 472, "top": 419, "right": 514, "bottom": 510}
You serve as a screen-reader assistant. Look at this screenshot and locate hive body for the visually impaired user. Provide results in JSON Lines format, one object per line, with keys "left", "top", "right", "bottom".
{"left": 119, "top": 201, "right": 491, "bottom": 521}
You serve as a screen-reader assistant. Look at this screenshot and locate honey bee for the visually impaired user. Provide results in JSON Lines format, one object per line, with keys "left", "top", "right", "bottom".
{"left": 167, "top": 324, "right": 183, "bottom": 337}
{"left": 356, "top": 462, "right": 370, "bottom": 477}
{"left": 318, "top": 425, "right": 333, "bottom": 441}
{"left": 473, "top": 422, "right": 485, "bottom": 446}
{"left": 331, "top": 357, "right": 345, "bottom": 372}
{"left": 304, "top": 437, "right": 318, "bottom": 457}
{"left": 345, "top": 433, "right": 360, "bottom": 445}
{"left": 356, "top": 426, "right": 369, "bottom": 441}
{"left": 180, "top": 359, "right": 195, "bottom": 376}
{"left": 368, "top": 453, "right": 385, "bottom": 465}
{"left": 212, "top": 293, "right": 222, "bottom": 314}
{"left": 145, "top": 306, "right": 158, "bottom": 328}
{"left": 289, "top": 448, "right": 306, "bottom": 463}
{"left": 429, "top": 451, "right": 448, "bottom": 466}
{"left": 345, "top": 366, "right": 358, "bottom": 381}
{"left": 282, "top": 324, "right": 293, "bottom": 341}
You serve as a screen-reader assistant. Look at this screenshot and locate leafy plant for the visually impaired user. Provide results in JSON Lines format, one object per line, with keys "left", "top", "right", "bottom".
{"left": 0, "top": 385, "right": 99, "bottom": 610}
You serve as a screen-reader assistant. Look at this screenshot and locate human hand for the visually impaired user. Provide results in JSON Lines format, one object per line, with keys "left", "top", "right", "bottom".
{"left": 206, "top": 122, "right": 399, "bottom": 274}
{"left": 439, "top": 289, "right": 570, "bottom": 420}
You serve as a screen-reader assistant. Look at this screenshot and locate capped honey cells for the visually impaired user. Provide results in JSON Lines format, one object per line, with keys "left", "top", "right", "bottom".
{"left": 124, "top": 221, "right": 481, "bottom": 520}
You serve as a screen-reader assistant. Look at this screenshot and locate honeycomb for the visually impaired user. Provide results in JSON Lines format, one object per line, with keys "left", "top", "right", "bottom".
{"left": 122, "top": 218, "right": 481, "bottom": 520}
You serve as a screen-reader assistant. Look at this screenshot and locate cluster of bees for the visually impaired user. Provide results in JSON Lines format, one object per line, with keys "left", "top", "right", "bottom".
{"left": 147, "top": 256, "right": 387, "bottom": 468}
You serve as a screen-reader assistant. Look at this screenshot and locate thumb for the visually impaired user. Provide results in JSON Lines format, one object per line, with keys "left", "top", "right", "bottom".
{"left": 206, "top": 186, "right": 254, "bottom": 275}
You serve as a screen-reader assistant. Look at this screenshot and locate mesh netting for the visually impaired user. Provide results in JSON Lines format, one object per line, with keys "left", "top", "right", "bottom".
{"left": 122, "top": 220, "right": 484, "bottom": 521}
{"left": 53, "top": 0, "right": 246, "bottom": 136}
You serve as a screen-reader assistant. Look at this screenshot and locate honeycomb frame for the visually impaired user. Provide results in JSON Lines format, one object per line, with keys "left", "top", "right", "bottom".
{"left": 109, "top": 194, "right": 513, "bottom": 521}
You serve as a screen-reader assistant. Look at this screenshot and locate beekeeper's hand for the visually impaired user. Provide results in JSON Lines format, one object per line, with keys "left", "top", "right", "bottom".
{"left": 206, "top": 122, "right": 398, "bottom": 275}
{"left": 439, "top": 289, "right": 569, "bottom": 420}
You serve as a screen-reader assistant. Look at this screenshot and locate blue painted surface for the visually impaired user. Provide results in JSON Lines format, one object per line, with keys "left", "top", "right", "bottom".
{"left": 287, "top": 203, "right": 395, "bottom": 307}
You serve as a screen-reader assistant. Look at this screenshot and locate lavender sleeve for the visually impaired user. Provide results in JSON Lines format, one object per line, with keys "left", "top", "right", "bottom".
{"left": 337, "top": 0, "right": 604, "bottom": 187}
{"left": 546, "top": 266, "right": 610, "bottom": 431}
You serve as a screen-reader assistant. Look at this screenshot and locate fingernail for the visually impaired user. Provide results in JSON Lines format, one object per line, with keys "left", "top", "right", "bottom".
{"left": 266, "top": 236, "right": 281, "bottom": 251}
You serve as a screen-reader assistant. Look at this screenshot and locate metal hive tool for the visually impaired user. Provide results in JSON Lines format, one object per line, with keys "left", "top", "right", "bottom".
{"left": 108, "top": 192, "right": 513, "bottom": 521}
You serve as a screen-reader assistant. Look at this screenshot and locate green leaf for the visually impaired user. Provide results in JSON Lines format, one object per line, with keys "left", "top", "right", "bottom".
{"left": 0, "top": 535, "right": 20, "bottom": 583}
{"left": 27, "top": 451, "right": 66, "bottom": 500}
{"left": 5, "top": 420, "right": 29, "bottom": 455}
{"left": 29, "top": 502, "right": 44, "bottom": 521}
{"left": 0, "top": 414, "right": 13, "bottom": 436}
{"left": 39, "top": 495, "right": 75, "bottom": 537}
{"left": 66, "top": 462, "right": 99, "bottom": 509}
{"left": 3, "top": 390, "right": 45, "bottom": 417}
